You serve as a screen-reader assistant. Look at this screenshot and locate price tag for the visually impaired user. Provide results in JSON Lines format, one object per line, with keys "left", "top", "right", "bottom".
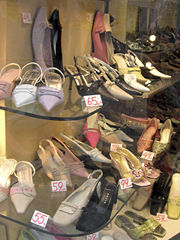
{"left": 119, "top": 177, "right": 132, "bottom": 190}
{"left": 110, "top": 143, "right": 122, "bottom": 151}
{"left": 22, "top": 12, "right": 32, "bottom": 24}
{"left": 156, "top": 213, "right": 167, "bottom": 222}
{"left": 81, "top": 95, "right": 103, "bottom": 112}
{"left": 124, "top": 74, "right": 137, "bottom": 84}
{"left": 51, "top": 180, "right": 67, "bottom": 192}
{"left": 87, "top": 232, "right": 99, "bottom": 240}
{"left": 141, "top": 151, "right": 154, "bottom": 161}
{"left": 31, "top": 210, "right": 49, "bottom": 228}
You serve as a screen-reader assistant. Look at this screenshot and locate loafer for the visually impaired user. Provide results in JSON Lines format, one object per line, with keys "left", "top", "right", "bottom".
{"left": 53, "top": 170, "right": 103, "bottom": 226}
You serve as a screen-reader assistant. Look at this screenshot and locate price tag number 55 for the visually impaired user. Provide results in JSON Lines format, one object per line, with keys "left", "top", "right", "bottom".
{"left": 31, "top": 210, "right": 49, "bottom": 227}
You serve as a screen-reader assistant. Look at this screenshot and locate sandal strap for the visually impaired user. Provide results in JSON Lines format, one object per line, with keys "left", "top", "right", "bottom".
{"left": 0, "top": 186, "right": 9, "bottom": 196}
{"left": 10, "top": 185, "right": 36, "bottom": 197}
{"left": 0, "top": 82, "right": 11, "bottom": 93}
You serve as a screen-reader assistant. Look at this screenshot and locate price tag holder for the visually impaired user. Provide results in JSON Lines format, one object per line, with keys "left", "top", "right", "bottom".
{"left": 156, "top": 213, "right": 167, "bottom": 223}
{"left": 124, "top": 74, "right": 137, "bottom": 84}
{"left": 87, "top": 232, "right": 99, "bottom": 240}
{"left": 110, "top": 143, "right": 122, "bottom": 152}
{"left": 31, "top": 210, "right": 49, "bottom": 228}
{"left": 119, "top": 177, "right": 132, "bottom": 190}
{"left": 51, "top": 180, "right": 67, "bottom": 192}
{"left": 81, "top": 94, "right": 103, "bottom": 112}
{"left": 22, "top": 12, "right": 32, "bottom": 24}
{"left": 141, "top": 151, "right": 154, "bottom": 161}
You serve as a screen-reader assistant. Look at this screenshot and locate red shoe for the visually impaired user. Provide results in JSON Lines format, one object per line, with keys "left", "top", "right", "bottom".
{"left": 83, "top": 113, "right": 100, "bottom": 148}
{"left": 137, "top": 117, "right": 158, "bottom": 154}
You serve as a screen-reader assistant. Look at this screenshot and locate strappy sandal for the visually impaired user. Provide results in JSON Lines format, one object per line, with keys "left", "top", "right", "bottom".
{"left": 52, "top": 136, "right": 89, "bottom": 178}
{"left": 38, "top": 67, "right": 65, "bottom": 112}
{"left": 115, "top": 215, "right": 157, "bottom": 240}
{"left": 53, "top": 169, "right": 103, "bottom": 226}
{"left": 0, "top": 158, "right": 17, "bottom": 203}
{"left": 37, "top": 139, "right": 72, "bottom": 186}
{"left": 125, "top": 211, "right": 166, "bottom": 237}
{"left": 10, "top": 161, "right": 36, "bottom": 214}
{"left": 12, "top": 62, "right": 42, "bottom": 107}
{"left": 0, "top": 63, "right": 21, "bottom": 100}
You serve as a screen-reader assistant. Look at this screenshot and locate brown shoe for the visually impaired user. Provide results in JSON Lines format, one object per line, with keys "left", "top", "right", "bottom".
{"left": 137, "top": 117, "right": 158, "bottom": 154}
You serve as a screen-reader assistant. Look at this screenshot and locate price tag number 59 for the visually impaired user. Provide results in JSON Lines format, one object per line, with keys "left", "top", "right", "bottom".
{"left": 31, "top": 210, "right": 49, "bottom": 228}
{"left": 156, "top": 213, "right": 167, "bottom": 222}
{"left": 51, "top": 180, "right": 66, "bottom": 192}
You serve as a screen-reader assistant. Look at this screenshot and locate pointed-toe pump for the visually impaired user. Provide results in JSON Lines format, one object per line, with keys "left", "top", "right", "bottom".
{"left": 60, "top": 133, "right": 112, "bottom": 164}
{"left": 12, "top": 62, "right": 42, "bottom": 107}
{"left": 38, "top": 67, "right": 65, "bottom": 112}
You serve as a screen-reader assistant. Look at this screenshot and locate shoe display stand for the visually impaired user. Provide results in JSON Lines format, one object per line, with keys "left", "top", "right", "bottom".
{"left": 0, "top": 0, "right": 179, "bottom": 240}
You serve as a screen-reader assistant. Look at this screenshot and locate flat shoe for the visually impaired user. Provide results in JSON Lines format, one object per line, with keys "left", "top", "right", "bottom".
{"left": 10, "top": 161, "right": 36, "bottom": 214}
{"left": 53, "top": 169, "right": 103, "bottom": 226}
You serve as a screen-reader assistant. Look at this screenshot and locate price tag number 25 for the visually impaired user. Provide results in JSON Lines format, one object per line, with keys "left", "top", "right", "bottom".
{"left": 31, "top": 210, "right": 49, "bottom": 227}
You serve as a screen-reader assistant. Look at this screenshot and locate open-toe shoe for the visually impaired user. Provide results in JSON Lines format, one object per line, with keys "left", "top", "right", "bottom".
{"left": 125, "top": 211, "right": 166, "bottom": 237}
{"left": 115, "top": 214, "right": 157, "bottom": 240}
{"left": 52, "top": 136, "right": 89, "bottom": 178}
{"left": 37, "top": 139, "right": 72, "bottom": 186}
{"left": 0, "top": 158, "right": 17, "bottom": 203}
{"left": 12, "top": 62, "right": 42, "bottom": 107}
{"left": 38, "top": 67, "right": 65, "bottom": 112}
{"left": 10, "top": 161, "right": 36, "bottom": 214}
{"left": 0, "top": 63, "right": 21, "bottom": 99}
{"left": 60, "top": 133, "right": 111, "bottom": 163}
{"left": 53, "top": 169, "right": 103, "bottom": 226}
{"left": 110, "top": 151, "right": 150, "bottom": 187}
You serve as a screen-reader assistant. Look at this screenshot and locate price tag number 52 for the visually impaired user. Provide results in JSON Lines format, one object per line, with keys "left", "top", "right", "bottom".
{"left": 31, "top": 210, "right": 49, "bottom": 228}
{"left": 87, "top": 233, "right": 99, "bottom": 240}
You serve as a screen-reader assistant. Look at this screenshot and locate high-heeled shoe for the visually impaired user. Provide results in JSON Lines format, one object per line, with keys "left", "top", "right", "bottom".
{"left": 38, "top": 67, "right": 65, "bottom": 112}
{"left": 116, "top": 146, "right": 160, "bottom": 179}
{"left": 87, "top": 55, "right": 133, "bottom": 101}
{"left": 12, "top": 62, "right": 42, "bottom": 107}
{"left": 10, "top": 161, "right": 36, "bottom": 214}
{"left": 83, "top": 112, "right": 101, "bottom": 148}
{"left": 0, "top": 158, "right": 17, "bottom": 203}
{"left": 60, "top": 133, "right": 111, "bottom": 163}
{"left": 110, "top": 151, "right": 150, "bottom": 186}
{"left": 37, "top": 139, "right": 72, "bottom": 187}
{"left": 0, "top": 63, "right": 21, "bottom": 100}
{"left": 52, "top": 136, "right": 89, "bottom": 178}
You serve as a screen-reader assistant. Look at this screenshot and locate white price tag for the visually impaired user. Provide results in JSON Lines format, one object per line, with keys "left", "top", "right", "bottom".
{"left": 156, "top": 213, "right": 167, "bottom": 222}
{"left": 31, "top": 210, "right": 49, "bottom": 228}
{"left": 141, "top": 151, "right": 154, "bottom": 161}
{"left": 87, "top": 232, "right": 99, "bottom": 240}
{"left": 119, "top": 177, "right": 132, "bottom": 190}
{"left": 51, "top": 180, "right": 67, "bottom": 192}
{"left": 110, "top": 143, "right": 122, "bottom": 151}
{"left": 22, "top": 12, "right": 32, "bottom": 24}
{"left": 124, "top": 74, "right": 137, "bottom": 83}
{"left": 81, "top": 95, "right": 103, "bottom": 112}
